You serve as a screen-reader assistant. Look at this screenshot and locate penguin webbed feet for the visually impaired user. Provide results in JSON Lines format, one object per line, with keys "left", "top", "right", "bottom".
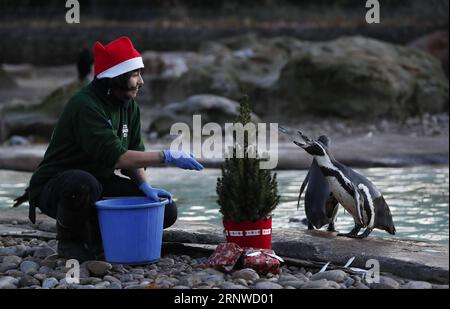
{"left": 337, "top": 226, "right": 372, "bottom": 239}
{"left": 327, "top": 223, "right": 337, "bottom": 233}
{"left": 337, "top": 225, "right": 362, "bottom": 238}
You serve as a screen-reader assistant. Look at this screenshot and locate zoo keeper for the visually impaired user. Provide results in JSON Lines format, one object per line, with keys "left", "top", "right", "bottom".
{"left": 17, "top": 36, "right": 203, "bottom": 261}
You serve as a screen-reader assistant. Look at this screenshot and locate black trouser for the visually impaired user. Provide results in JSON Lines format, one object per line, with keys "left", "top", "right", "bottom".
{"left": 32, "top": 169, "right": 177, "bottom": 247}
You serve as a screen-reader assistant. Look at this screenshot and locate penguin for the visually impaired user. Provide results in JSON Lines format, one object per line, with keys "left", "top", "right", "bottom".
{"left": 293, "top": 131, "right": 396, "bottom": 238}
{"left": 298, "top": 135, "right": 339, "bottom": 232}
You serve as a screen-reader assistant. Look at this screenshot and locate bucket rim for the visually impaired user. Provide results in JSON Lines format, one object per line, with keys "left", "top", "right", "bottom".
{"left": 95, "top": 196, "right": 169, "bottom": 210}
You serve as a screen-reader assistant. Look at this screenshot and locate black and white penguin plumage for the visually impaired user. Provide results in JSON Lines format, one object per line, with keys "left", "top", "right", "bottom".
{"left": 294, "top": 131, "right": 396, "bottom": 238}
{"left": 298, "top": 135, "right": 339, "bottom": 232}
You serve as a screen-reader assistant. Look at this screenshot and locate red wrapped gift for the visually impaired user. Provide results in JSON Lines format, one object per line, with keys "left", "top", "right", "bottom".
{"left": 208, "top": 243, "right": 244, "bottom": 272}
{"left": 241, "top": 248, "right": 284, "bottom": 275}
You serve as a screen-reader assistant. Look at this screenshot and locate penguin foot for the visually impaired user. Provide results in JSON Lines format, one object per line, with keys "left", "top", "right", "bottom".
{"left": 337, "top": 233, "right": 358, "bottom": 238}
{"left": 337, "top": 225, "right": 362, "bottom": 237}
{"left": 327, "top": 224, "right": 337, "bottom": 232}
{"left": 353, "top": 228, "right": 373, "bottom": 239}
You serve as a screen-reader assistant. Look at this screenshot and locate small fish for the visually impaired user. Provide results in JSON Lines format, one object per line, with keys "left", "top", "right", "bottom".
{"left": 278, "top": 125, "right": 290, "bottom": 135}
{"left": 265, "top": 252, "right": 285, "bottom": 262}
{"left": 319, "top": 262, "right": 330, "bottom": 273}
{"left": 344, "top": 256, "right": 356, "bottom": 268}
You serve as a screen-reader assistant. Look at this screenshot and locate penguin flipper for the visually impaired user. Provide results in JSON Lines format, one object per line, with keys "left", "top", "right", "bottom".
{"left": 297, "top": 171, "right": 310, "bottom": 210}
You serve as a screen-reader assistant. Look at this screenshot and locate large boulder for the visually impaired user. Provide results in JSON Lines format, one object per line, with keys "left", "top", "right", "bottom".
{"left": 408, "top": 30, "right": 449, "bottom": 77}
{"left": 273, "top": 36, "right": 449, "bottom": 118}
{"left": 0, "top": 67, "right": 17, "bottom": 89}
{"left": 0, "top": 79, "right": 85, "bottom": 141}
{"left": 141, "top": 34, "right": 300, "bottom": 115}
{"left": 147, "top": 94, "right": 260, "bottom": 137}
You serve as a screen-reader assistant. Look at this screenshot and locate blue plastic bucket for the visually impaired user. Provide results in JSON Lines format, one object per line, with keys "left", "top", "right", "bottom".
{"left": 95, "top": 197, "right": 169, "bottom": 264}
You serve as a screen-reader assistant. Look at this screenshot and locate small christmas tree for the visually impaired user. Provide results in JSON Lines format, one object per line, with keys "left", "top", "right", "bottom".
{"left": 216, "top": 95, "right": 280, "bottom": 222}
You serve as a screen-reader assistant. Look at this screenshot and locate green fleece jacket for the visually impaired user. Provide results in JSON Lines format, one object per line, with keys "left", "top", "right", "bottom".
{"left": 28, "top": 82, "right": 145, "bottom": 201}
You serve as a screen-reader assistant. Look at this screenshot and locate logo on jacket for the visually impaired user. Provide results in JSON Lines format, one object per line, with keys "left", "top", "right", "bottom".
{"left": 122, "top": 124, "right": 128, "bottom": 138}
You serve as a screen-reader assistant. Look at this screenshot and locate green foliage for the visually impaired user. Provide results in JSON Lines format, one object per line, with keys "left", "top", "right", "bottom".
{"left": 216, "top": 95, "right": 280, "bottom": 222}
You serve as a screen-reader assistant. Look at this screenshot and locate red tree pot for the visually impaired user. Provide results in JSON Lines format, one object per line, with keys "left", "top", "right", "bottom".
{"left": 223, "top": 217, "right": 272, "bottom": 249}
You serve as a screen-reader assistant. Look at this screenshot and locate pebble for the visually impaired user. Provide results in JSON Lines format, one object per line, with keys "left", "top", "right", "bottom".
{"left": 0, "top": 276, "right": 18, "bottom": 289}
{"left": 84, "top": 261, "right": 112, "bottom": 277}
{"left": 254, "top": 281, "right": 283, "bottom": 289}
{"left": 310, "top": 270, "right": 347, "bottom": 283}
{"left": 19, "top": 261, "right": 40, "bottom": 275}
{"left": 300, "top": 279, "right": 331, "bottom": 289}
{"left": 42, "top": 278, "right": 59, "bottom": 289}
{"left": 369, "top": 276, "right": 400, "bottom": 289}
{"left": 0, "top": 245, "right": 27, "bottom": 257}
{"left": 402, "top": 281, "right": 432, "bottom": 289}
{"left": 231, "top": 268, "right": 260, "bottom": 281}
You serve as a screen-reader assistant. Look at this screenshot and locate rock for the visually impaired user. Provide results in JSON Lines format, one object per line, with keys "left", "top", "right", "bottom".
{"left": 84, "top": 261, "right": 112, "bottom": 277}
{"left": 231, "top": 268, "right": 260, "bottom": 282}
{"left": 403, "top": 281, "right": 433, "bottom": 289}
{"left": 232, "top": 278, "right": 248, "bottom": 287}
{"left": 94, "top": 281, "right": 111, "bottom": 289}
{"left": 369, "top": 276, "right": 400, "bottom": 289}
{"left": 38, "top": 266, "right": 53, "bottom": 274}
{"left": 354, "top": 283, "right": 370, "bottom": 289}
{"left": 278, "top": 274, "right": 300, "bottom": 283}
{"left": 42, "top": 277, "right": 59, "bottom": 289}
{"left": 147, "top": 94, "right": 260, "bottom": 137}
{"left": 157, "top": 258, "right": 175, "bottom": 267}
{"left": 20, "top": 260, "right": 40, "bottom": 275}
{"left": 204, "top": 274, "right": 225, "bottom": 286}
{"left": 40, "top": 255, "right": 58, "bottom": 268}
{"left": 220, "top": 282, "right": 249, "bottom": 289}
{"left": 176, "top": 275, "right": 199, "bottom": 287}
{"left": 408, "top": 30, "right": 449, "bottom": 77}
{"left": 2, "top": 255, "right": 22, "bottom": 266}
{"left": 0, "top": 262, "right": 18, "bottom": 273}
{"left": 278, "top": 280, "right": 307, "bottom": 289}
{"left": 173, "top": 285, "right": 191, "bottom": 289}
{"left": 0, "top": 244, "right": 27, "bottom": 257}
{"left": 5, "top": 269, "right": 24, "bottom": 278}
{"left": 33, "top": 246, "right": 56, "bottom": 259}
{"left": 300, "top": 279, "right": 331, "bottom": 289}
{"left": 254, "top": 281, "right": 284, "bottom": 289}
{"left": 0, "top": 67, "right": 17, "bottom": 89}
{"left": 106, "top": 282, "right": 123, "bottom": 289}
{"left": 103, "top": 275, "right": 121, "bottom": 284}
{"left": 310, "top": 270, "right": 347, "bottom": 283}
{"left": 34, "top": 273, "right": 47, "bottom": 281}
{"left": 80, "top": 277, "right": 103, "bottom": 285}
{"left": 18, "top": 275, "right": 41, "bottom": 287}
{"left": 8, "top": 135, "right": 30, "bottom": 146}
{"left": 0, "top": 276, "right": 18, "bottom": 289}
{"left": 274, "top": 36, "right": 449, "bottom": 118}
{"left": 0, "top": 79, "right": 85, "bottom": 142}
{"left": 344, "top": 277, "right": 355, "bottom": 287}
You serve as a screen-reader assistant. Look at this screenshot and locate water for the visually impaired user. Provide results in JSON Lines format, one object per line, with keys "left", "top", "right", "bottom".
{"left": 0, "top": 166, "right": 448, "bottom": 244}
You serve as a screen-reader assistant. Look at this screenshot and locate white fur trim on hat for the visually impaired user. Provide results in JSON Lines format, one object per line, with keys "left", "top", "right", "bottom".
{"left": 97, "top": 56, "right": 144, "bottom": 79}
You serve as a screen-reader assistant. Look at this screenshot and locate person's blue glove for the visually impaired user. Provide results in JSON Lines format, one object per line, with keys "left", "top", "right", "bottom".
{"left": 139, "top": 182, "right": 172, "bottom": 203}
{"left": 162, "top": 150, "right": 204, "bottom": 170}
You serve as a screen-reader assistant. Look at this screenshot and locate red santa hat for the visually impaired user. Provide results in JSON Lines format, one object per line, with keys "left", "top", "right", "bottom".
{"left": 94, "top": 36, "right": 144, "bottom": 79}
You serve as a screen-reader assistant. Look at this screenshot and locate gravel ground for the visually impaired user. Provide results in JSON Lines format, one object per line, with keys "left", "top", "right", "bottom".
{"left": 0, "top": 236, "right": 448, "bottom": 290}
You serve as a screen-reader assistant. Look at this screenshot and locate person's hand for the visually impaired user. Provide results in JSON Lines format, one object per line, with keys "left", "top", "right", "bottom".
{"left": 139, "top": 183, "right": 172, "bottom": 203}
{"left": 162, "top": 150, "right": 204, "bottom": 170}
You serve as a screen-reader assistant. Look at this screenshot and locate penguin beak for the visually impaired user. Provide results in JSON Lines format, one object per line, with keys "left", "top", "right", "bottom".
{"left": 293, "top": 140, "right": 307, "bottom": 148}
{"left": 293, "top": 130, "right": 312, "bottom": 148}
